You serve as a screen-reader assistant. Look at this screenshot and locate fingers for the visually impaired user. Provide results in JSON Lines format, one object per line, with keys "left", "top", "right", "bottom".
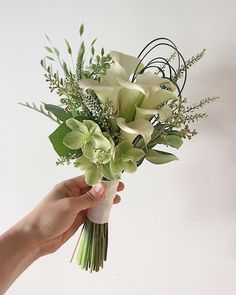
{"left": 117, "top": 181, "right": 125, "bottom": 192}
{"left": 113, "top": 195, "right": 121, "bottom": 204}
{"left": 73, "top": 183, "right": 107, "bottom": 211}
{"left": 64, "top": 175, "right": 90, "bottom": 190}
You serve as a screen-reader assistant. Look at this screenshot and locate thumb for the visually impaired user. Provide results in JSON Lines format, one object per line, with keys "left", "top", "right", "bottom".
{"left": 76, "top": 183, "right": 107, "bottom": 211}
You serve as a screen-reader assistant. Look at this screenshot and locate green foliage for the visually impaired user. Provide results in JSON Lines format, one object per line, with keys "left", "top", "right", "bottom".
{"left": 49, "top": 123, "right": 77, "bottom": 157}
{"left": 145, "top": 149, "right": 178, "bottom": 164}
{"left": 43, "top": 103, "right": 72, "bottom": 122}
{"left": 83, "top": 53, "right": 113, "bottom": 81}
{"left": 172, "top": 49, "right": 206, "bottom": 83}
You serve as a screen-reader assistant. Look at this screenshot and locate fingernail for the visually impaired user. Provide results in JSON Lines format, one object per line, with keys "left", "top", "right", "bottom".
{"left": 93, "top": 183, "right": 105, "bottom": 194}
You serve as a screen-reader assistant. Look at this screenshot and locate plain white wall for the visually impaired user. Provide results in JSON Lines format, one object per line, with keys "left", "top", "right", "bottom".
{"left": 1, "top": 0, "right": 236, "bottom": 294}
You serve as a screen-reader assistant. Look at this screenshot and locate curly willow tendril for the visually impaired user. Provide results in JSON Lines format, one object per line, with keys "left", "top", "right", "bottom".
{"left": 131, "top": 37, "right": 188, "bottom": 98}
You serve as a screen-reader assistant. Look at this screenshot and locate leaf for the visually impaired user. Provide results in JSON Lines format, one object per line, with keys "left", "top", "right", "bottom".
{"left": 45, "top": 46, "right": 53, "bottom": 53}
{"left": 145, "top": 149, "right": 178, "bottom": 164}
{"left": 46, "top": 55, "right": 55, "bottom": 61}
{"left": 155, "top": 135, "right": 183, "bottom": 149}
{"left": 91, "top": 38, "right": 97, "bottom": 46}
{"left": 79, "top": 24, "right": 84, "bottom": 36}
{"left": 49, "top": 123, "right": 76, "bottom": 157}
{"left": 43, "top": 104, "right": 72, "bottom": 122}
{"left": 53, "top": 47, "right": 60, "bottom": 57}
{"left": 65, "top": 39, "right": 72, "bottom": 54}
{"left": 44, "top": 34, "right": 51, "bottom": 43}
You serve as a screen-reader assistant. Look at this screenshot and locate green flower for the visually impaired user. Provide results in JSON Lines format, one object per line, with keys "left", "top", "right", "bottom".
{"left": 110, "top": 141, "right": 145, "bottom": 175}
{"left": 75, "top": 156, "right": 103, "bottom": 185}
{"left": 63, "top": 118, "right": 111, "bottom": 161}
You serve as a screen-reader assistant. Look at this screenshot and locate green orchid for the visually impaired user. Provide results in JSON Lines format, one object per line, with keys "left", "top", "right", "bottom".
{"left": 75, "top": 155, "right": 103, "bottom": 185}
{"left": 110, "top": 141, "right": 145, "bottom": 175}
{"left": 63, "top": 118, "right": 111, "bottom": 161}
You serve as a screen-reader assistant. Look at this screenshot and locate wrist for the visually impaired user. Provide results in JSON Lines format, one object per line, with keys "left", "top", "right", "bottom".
{"left": 12, "top": 219, "right": 42, "bottom": 260}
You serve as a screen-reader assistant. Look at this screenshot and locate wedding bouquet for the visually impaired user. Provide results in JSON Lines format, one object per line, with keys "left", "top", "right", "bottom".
{"left": 20, "top": 24, "right": 217, "bottom": 272}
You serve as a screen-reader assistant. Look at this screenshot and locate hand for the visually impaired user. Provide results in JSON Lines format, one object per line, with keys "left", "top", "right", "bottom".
{"left": 17, "top": 175, "right": 124, "bottom": 256}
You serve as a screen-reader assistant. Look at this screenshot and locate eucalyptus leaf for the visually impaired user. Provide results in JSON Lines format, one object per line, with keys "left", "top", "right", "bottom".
{"left": 44, "top": 104, "right": 72, "bottom": 122}
{"left": 145, "top": 149, "right": 178, "bottom": 164}
{"left": 49, "top": 123, "right": 76, "bottom": 157}
{"left": 155, "top": 135, "right": 183, "bottom": 149}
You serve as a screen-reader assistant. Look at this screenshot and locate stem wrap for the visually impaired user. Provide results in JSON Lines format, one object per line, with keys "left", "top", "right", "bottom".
{"left": 87, "top": 180, "right": 119, "bottom": 224}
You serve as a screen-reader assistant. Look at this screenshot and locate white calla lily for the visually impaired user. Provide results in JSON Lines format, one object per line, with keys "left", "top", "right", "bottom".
{"left": 136, "top": 71, "right": 176, "bottom": 92}
{"left": 109, "top": 51, "right": 142, "bottom": 79}
{"left": 135, "top": 107, "right": 158, "bottom": 120}
{"left": 116, "top": 117, "right": 154, "bottom": 144}
{"left": 156, "top": 105, "right": 173, "bottom": 121}
{"left": 141, "top": 89, "right": 177, "bottom": 109}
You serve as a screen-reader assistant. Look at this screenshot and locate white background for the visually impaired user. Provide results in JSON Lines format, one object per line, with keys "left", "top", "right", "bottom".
{"left": 1, "top": 0, "right": 236, "bottom": 294}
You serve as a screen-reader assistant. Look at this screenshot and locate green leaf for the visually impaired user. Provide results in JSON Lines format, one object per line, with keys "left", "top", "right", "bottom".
{"left": 145, "top": 149, "right": 178, "bottom": 164}
{"left": 43, "top": 104, "right": 72, "bottom": 122}
{"left": 79, "top": 24, "right": 84, "bottom": 36}
{"left": 53, "top": 47, "right": 60, "bottom": 57}
{"left": 45, "top": 46, "right": 53, "bottom": 53}
{"left": 91, "top": 38, "right": 97, "bottom": 46}
{"left": 155, "top": 135, "right": 183, "bottom": 149}
{"left": 65, "top": 39, "right": 72, "bottom": 54}
{"left": 44, "top": 34, "right": 51, "bottom": 43}
{"left": 49, "top": 123, "right": 76, "bottom": 157}
{"left": 46, "top": 55, "right": 55, "bottom": 61}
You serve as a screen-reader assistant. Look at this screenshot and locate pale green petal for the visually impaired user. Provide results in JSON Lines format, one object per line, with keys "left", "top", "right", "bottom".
{"left": 156, "top": 105, "right": 173, "bottom": 121}
{"left": 122, "top": 148, "right": 145, "bottom": 162}
{"left": 136, "top": 72, "right": 176, "bottom": 92}
{"left": 109, "top": 51, "right": 141, "bottom": 78}
{"left": 117, "top": 78, "right": 149, "bottom": 97}
{"left": 110, "top": 158, "right": 123, "bottom": 175}
{"left": 85, "top": 165, "right": 103, "bottom": 185}
{"left": 103, "top": 163, "right": 120, "bottom": 181}
{"left": 122, "top": 160, "right": 137, "bottom": 173}
{"left": 74, "top": 155, "right": 92, "bottom": 170}
{"left": 83, "top": 120, "right": 101, "bottom": 134}
{"left": 141, "top": 89, "right": 177, "bottom": 109}
{"left": 115, "top": 141, "right": 133, "bottom": 156}
{"left": 65, "top": 118, "right": 88, "bottom": 133}
{"left": 63, "top": 131, "right": 85, "bottom": 149}
{"left": 118, "top": 88, "right": 145, "bottom": 122}
{"left": 90, "top": 133, "right": 111, "bottom": 151}
{"left": 102, "top": 61, "right": 127, "bottom": 84}
{"left": 135, "top": 107, "right": 158, "bottom": 120}
{"left": 116, "top": 117, "right": 154, "bottom": 144}
{"left": 82, "top": 143, "right": 97, "bottom": 160}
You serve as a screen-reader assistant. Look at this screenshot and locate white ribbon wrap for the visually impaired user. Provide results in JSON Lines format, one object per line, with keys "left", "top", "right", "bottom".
{"left": 87, "top": 179, "right": 120, "bottom": 224}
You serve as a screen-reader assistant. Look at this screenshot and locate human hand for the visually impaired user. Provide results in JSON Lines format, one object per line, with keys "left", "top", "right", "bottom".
{"left": 17, "top": 175, "right": 124, "bottom": 256}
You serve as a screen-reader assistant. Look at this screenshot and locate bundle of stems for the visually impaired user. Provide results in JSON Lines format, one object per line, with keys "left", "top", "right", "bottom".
{"left": 76, "top": 219, "right": 109, "bottom": 272}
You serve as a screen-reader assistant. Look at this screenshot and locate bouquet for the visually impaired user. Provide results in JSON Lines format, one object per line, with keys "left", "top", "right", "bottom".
{"left": 20, "top": 24, "right": 218, "bottom": 272}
